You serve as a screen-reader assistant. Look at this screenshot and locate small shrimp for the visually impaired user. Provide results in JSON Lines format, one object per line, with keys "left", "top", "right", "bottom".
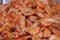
{"left": 42, "top": 28, "right": 51, "bottom": 38}
{"left": 48, "top": 26, "right": 60, "bottom": 36}
{"left": 25, "top": 27, "right": 39, "bottom": 35}
{"left": 41, "top": 18, "right": 55, "bottom": 26}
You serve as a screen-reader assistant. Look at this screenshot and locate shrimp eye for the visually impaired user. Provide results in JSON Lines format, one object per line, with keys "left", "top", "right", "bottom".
{"left": 27, "top": 38, "right": 32, "bottom": 40}
{"left": 10, "top": 27, "right": 16, "bottom": 32}
{"left": 32, "top": 5, "right": 37, "bottom": 9}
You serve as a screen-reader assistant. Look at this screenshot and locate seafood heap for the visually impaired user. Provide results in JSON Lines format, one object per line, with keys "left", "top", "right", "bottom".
{"left": 0, "top": 0, "right": 60, "bottom": 40}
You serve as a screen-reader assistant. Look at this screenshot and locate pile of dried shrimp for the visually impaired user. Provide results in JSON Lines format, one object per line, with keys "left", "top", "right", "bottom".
{"left": 0, "top": 0, "right": 60, "bottom": 40}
